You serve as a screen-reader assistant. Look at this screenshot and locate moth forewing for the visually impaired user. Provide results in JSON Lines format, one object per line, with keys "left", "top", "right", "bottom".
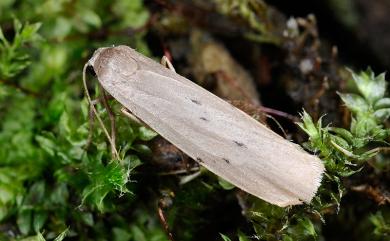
{"left": 87, "top": 45, "right": 325, "bottom": 207}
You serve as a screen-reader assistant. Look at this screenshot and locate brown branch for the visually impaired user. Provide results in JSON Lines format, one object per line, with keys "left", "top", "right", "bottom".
{"left": 48, "top": 13, "right": 158, "bottom": 44}
{"left": 259, "top": 106, "right": 301, "bottom": 123}
{"left": 157, "top": 204, "right": 175, "bottom": 241}
{"left": 214, "top": 70, "right": 301, "bottom": 123}
{"left": 0, "top": 79, "right": 39, "bottom": 96}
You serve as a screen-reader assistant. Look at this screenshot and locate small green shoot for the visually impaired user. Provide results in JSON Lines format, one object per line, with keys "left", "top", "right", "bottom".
{"left": 0, "top": 19, "right": 41, "bottom": 79}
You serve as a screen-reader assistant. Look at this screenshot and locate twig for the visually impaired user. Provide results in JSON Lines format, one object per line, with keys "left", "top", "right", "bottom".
{"left": 259, "top": 106, "right": 301, "bottom": 123}
{"left": 0, "top": 79, "right": 39, "bottom": 96}
{"left": 157, "top": 204, "right": 175, "bottom": 241}
{"left": 49, "top": 13, "right": 157, "bottom": 43}
{"left": 215, "top": 70, "right": 257, "bottom": 105}
{"left": 215, "top": 70, "right": 300, "bottom": 123}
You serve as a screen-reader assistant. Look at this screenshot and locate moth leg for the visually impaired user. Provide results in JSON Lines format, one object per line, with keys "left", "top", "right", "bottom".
{"left": 157, "top": 167, "right": 200, "bottom": 176}
{"left": 160, "top": 56, "right": 176, "bottom": 73}
{"left": 99, "top": 85, "right": 118, "bottom": 159}
{"left": 121, "top": 107, "right": 157, "bottom": 133}
{"left": 82, "top": 63, "right": 120, "bottom": 160}
{"left": 179, "top": 170, "right": 202, "bottom": 185}
{"left": 85, "top": 99, "right": 99, "bottom": 150}
{"left": 120, "top": 107, "right": 143, "bottom": 125}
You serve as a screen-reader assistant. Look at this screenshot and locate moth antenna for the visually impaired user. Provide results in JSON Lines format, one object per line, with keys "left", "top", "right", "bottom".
{"left": 160, "top": 56, "right": 176, "bottom": 73}
{"left": 82, "top": 63, "right": 120, "bottom": 160}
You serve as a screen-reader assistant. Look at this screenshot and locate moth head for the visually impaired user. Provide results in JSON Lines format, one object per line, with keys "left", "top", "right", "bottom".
{"left": 88, "top": 46, "right": 139, "bottom": 84}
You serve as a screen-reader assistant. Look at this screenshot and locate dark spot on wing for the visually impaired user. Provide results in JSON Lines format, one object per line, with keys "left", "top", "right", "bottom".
{"left": 190, "top": 98, "right": 201, "bottom": 105}
{"left": 196, "top": 157, "right": 203, "bottom": 163}
{"left": 233, "top": 140, "right": 246, "bottom": 148}
{"left": 200, "top": 117, "right": 208, "bottom": 121}
{"left": 222, "top": 158, "right": 230, "bottom": 164}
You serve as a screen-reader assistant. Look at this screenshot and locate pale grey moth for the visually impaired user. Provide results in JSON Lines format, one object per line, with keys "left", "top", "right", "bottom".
{"left": 85, "top": 45, "right": 324, "bottom": 207}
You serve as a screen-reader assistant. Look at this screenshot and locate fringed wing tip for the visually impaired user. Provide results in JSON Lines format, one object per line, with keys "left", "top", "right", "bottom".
{"left": 307, "top": 155, "right": 325, "bottom": 201}
{"left": 276, "top": 155, "right": 325, "bottom": 208}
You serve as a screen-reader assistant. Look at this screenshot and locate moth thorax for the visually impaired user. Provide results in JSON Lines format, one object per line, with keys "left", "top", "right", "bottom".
{"left": 95, "top": 48, "right": 138, "bottom": 78}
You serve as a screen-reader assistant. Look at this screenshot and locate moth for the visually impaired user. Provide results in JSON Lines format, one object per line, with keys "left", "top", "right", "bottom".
{"left": 84, "top": 45, "right": 324, "bottom": 207}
